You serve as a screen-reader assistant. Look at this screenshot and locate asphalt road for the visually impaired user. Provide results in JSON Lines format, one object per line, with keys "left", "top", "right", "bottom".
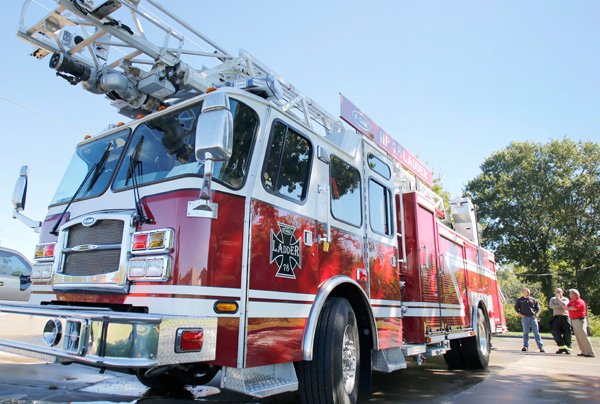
{"left": 0, "top": 335, "right": 598, "bottom": 403}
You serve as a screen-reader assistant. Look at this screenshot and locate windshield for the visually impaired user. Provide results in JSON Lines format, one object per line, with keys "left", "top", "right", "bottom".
{"left": 113, "top": 98, "right": 259, "bottom": 190}
{"left": 51, "top": 129, "right": 129, "bottom": 205}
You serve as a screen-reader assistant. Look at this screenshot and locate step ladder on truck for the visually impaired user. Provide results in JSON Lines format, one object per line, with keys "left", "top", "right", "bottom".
{"left": 4, "top": 1, "right": 507, "bottom": 402}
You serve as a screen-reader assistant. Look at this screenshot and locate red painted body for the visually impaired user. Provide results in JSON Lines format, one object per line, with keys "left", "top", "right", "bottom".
{"left": 401, "top": 192, "right": 506, "bottom": 344}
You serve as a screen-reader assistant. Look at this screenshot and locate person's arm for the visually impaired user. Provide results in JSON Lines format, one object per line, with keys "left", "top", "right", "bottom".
{"left": 515, "top": 299, "right": 521, "bottom": 314}
{"left": 533, "top": 299, "right": 541, "bottom": 316}
{"left": 565, "top": 299, "right": 579, "bottom": 312}
{"left": 549, "top": 297, "right": 559, "bottom": 309}
{"left": 557, "top": 298, "right": 568, "bottom": 308}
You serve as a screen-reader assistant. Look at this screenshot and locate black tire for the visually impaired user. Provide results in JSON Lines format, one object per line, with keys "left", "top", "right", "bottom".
{"left": 443, "top": 338, "right": 466, "bottom": 369}
{"left": 296, "top": 297, "right": 360, "bottom": 404}
{"left": 461, "top": 308, "right": 491, "bottom": 369}
{"left": 136, "top": 364, "right": 219, "bottom": 390}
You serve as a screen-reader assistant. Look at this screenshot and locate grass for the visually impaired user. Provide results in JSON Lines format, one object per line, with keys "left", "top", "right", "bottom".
{"left": 500, "top": 331, "right": 600, "bottom": 343}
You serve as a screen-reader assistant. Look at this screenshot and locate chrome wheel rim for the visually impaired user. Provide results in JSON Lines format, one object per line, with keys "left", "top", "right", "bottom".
{"left": 342, "top": 324, "right": 357, "bottom": 395}
{"left": 478, "top": 317, "right": 489, "bottom": 357}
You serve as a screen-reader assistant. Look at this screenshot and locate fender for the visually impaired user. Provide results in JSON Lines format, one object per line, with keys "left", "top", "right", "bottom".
{"left": 470, "top": 296, "right": 494, "bottom": 333}
{"left": 302, "top": 275, "right": 378, "bottom": 361}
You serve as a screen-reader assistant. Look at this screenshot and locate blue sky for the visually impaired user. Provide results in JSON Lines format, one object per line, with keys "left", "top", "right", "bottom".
{"left": 0, "top": 0, "right": 599, "bottom": 257}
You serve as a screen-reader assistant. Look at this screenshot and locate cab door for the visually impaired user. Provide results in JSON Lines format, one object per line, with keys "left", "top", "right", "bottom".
{"left": 363, "top": 144, "right": 402, "bottom": 349}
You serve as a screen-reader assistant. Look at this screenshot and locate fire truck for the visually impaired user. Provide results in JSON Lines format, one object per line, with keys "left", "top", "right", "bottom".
{"left": 2, "top": 1, "right": 506, "bottom": 402}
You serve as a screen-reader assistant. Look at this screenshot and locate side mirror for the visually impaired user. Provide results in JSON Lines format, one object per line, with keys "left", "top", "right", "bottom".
{"left": 195, "top": 92, "right": 233, "bottom": 163}
{"left": 12, "top": 165, "right": 28, "bottom": 211}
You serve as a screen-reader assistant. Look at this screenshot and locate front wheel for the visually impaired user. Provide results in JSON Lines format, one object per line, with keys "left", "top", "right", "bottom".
{"left": 296, "top": 297, "right": 360, "bottom": 404}
{"left": 461, "top": 308, "right": 491, "bottom": 369}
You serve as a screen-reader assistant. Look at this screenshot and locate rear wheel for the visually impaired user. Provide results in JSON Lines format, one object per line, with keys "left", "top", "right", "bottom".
{"left": 296, "top": 297, "right": 360, "bottom": 404}
{"left": 136, "top": 364, "right": 219, "bottom": 390}
{"left": 461, "top": 308, "right": 491, "bottom": 369}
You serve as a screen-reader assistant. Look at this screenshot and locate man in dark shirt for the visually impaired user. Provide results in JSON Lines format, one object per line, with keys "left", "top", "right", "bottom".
{"left": 514, "top": 288, "right": 545, "bottom": 352}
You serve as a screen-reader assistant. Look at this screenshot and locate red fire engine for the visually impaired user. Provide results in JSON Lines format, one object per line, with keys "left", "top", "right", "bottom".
{"left": 2, "top": 1, "right": 506, "bottom": 402}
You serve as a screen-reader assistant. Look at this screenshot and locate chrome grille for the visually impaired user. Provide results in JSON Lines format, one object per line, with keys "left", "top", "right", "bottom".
{"left": 67, "top": 220, "right": 124, "bottom": 247}
{"left": 62, "top": 219, "right": 124, "bottom": 276}
{"left": 63, "top": 250, "right": 121, "bottom": 276}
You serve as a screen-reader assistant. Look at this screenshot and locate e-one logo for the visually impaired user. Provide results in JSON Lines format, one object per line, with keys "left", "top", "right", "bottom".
{"left": 352, "top": 110, "right": 371, "bottom": 133}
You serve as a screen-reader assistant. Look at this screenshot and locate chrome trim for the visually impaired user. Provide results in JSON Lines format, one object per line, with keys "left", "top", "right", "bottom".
{"left": 302, "top": 276, "right": 378, "bottom": 361}
{"left": 63, "top": 243, "right": 121, "bottom": 253}
{"left": 0, "top": 304, "right": 217, "bottom": 368}
{"left": 52, "top": 211, "right": 135, "bottom": 293}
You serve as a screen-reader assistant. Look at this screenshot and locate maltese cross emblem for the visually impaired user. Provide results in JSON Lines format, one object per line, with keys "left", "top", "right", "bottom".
{"left": 270, "top": 222, "right": 302, "bottom": 279}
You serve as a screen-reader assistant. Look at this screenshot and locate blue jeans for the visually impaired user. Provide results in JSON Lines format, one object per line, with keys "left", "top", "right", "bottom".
{"left": 521, "top": 316, "right": 544, "bottom": 349}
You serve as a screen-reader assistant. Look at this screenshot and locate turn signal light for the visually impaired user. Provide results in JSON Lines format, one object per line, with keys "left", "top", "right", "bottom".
{"left": 148, "top": 232, "right": 166, "bottom": 249}
{"left": 176, "top": 328, "right": 204, "bottom": 352}
{"left": 132, "top": 234, "right": 149, "bottom": 250}
{"left": 130, "top": 229, "right": 173, "bottom": 254}
{"left": 214, "top": 301, "right": 239, "bottom": 314}
{"left": 34, "top": 243, "right": 56, "bottom": 261}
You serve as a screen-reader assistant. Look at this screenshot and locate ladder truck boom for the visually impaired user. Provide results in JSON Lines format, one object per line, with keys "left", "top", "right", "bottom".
{"left": 17, "top": 0, "right": 341, "bottom": 134}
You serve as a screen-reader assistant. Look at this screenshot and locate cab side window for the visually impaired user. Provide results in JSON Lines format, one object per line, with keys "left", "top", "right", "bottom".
{"left": 263, "top": 121, "right": 312, "bottom": 202}
{"left": 369, "top": 179, "right": 393, "bottom": 236}
{"left": 330, "top": 156, "right": 362, "bottom": 227}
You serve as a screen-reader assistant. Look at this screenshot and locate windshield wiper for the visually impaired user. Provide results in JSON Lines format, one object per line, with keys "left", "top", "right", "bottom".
{"left": 87, "top": 141, "right": 113, "bottom": 191}
{"left": 127, "top": 136, "right": 152, "bottom": 225}
{"left": 50, "top": 141, "right": 113, "bottom": 236}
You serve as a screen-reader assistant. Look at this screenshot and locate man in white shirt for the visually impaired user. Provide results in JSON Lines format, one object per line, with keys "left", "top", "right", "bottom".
{"left": 548, "top": 288, "right": 572, "bottom": 354}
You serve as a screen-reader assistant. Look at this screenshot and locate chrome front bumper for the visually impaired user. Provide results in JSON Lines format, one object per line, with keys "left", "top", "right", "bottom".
{"left": 0, "top": 303, "right": 217, "bottom": 368}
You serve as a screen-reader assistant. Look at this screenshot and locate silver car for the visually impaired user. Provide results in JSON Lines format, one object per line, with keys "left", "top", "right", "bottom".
{"left": 0, "top": 247, "right": 31, "bottom": 302}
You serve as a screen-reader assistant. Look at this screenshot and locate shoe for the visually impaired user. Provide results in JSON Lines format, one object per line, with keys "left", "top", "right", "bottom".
{"left": 539, "top": 348, "right": 545, "bottom": 353}
{"left": 584, "top": 354, "right": 596, "bottom": 358}
{"left": 522, "top": 347, "right": 528, "bottom": 352}
{"left": 565, "top": 350, "right": 571, "bottom": 355}
{"left": 577, "top": 353, "right": 586, "bottom": 356}
{"left": 556, "top": 349, "right": 566, "bottom": 354}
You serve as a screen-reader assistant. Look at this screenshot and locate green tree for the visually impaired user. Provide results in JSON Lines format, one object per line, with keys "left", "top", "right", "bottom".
{"left": 465, "top": 139, "right": 600, "bottom": 312}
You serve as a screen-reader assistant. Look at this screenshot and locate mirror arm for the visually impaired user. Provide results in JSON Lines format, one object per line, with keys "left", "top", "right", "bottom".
{"left": 12, "top": 209, "right": 41, "bottom": 233}
{"left": 187, "top": 152, "right": 219, "bottom": 219}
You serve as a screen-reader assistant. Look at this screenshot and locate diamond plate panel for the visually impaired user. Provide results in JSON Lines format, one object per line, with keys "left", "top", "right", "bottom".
{"left": 221, "top": 363, "right": 298, "bottom": 398}
{"left": 156, "top": 317, "right": 218, "bottom": 365}
{"left": 372, "top": 347, "right": 407, "bottom": 373}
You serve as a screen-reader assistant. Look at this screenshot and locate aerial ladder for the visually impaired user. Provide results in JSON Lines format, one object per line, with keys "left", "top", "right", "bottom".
{"left": 17, "top": 0, "right": 343, "bottom": 135}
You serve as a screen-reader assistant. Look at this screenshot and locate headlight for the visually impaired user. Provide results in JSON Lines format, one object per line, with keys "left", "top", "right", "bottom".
{"left": 127, "top": 256, "right": 171, "bottom": 282}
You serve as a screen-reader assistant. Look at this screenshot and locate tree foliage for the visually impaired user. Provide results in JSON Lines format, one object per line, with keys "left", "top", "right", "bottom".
{"left": 465, "top": 138, "right": 600, "bottom": 312}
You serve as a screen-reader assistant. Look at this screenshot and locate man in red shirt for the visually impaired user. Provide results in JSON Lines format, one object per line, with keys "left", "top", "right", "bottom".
{"left": 560, "top": 289, "right": 596, "bottom": 357}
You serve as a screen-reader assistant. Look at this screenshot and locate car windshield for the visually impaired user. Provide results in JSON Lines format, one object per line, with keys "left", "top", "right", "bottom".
{"left": 51, "top": 129, "right": 129, "bottom": 205}
{"left": 112, "top": 98, "right": 259, "bottom": 190}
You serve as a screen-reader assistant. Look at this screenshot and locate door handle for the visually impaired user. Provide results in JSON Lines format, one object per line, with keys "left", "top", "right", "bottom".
{"left": 318, "top": 184, "right": 331, "bottom": 251}
{"left": 0, "top": 281, "right": 4, "bottom": 286}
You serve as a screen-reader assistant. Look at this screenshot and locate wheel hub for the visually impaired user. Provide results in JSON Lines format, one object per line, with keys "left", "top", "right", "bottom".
{"left": 478, "top": 318, "right": 489, "bottom": 356}
{"left": 341, "top": 324, "right": 357, "bottom": 394}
